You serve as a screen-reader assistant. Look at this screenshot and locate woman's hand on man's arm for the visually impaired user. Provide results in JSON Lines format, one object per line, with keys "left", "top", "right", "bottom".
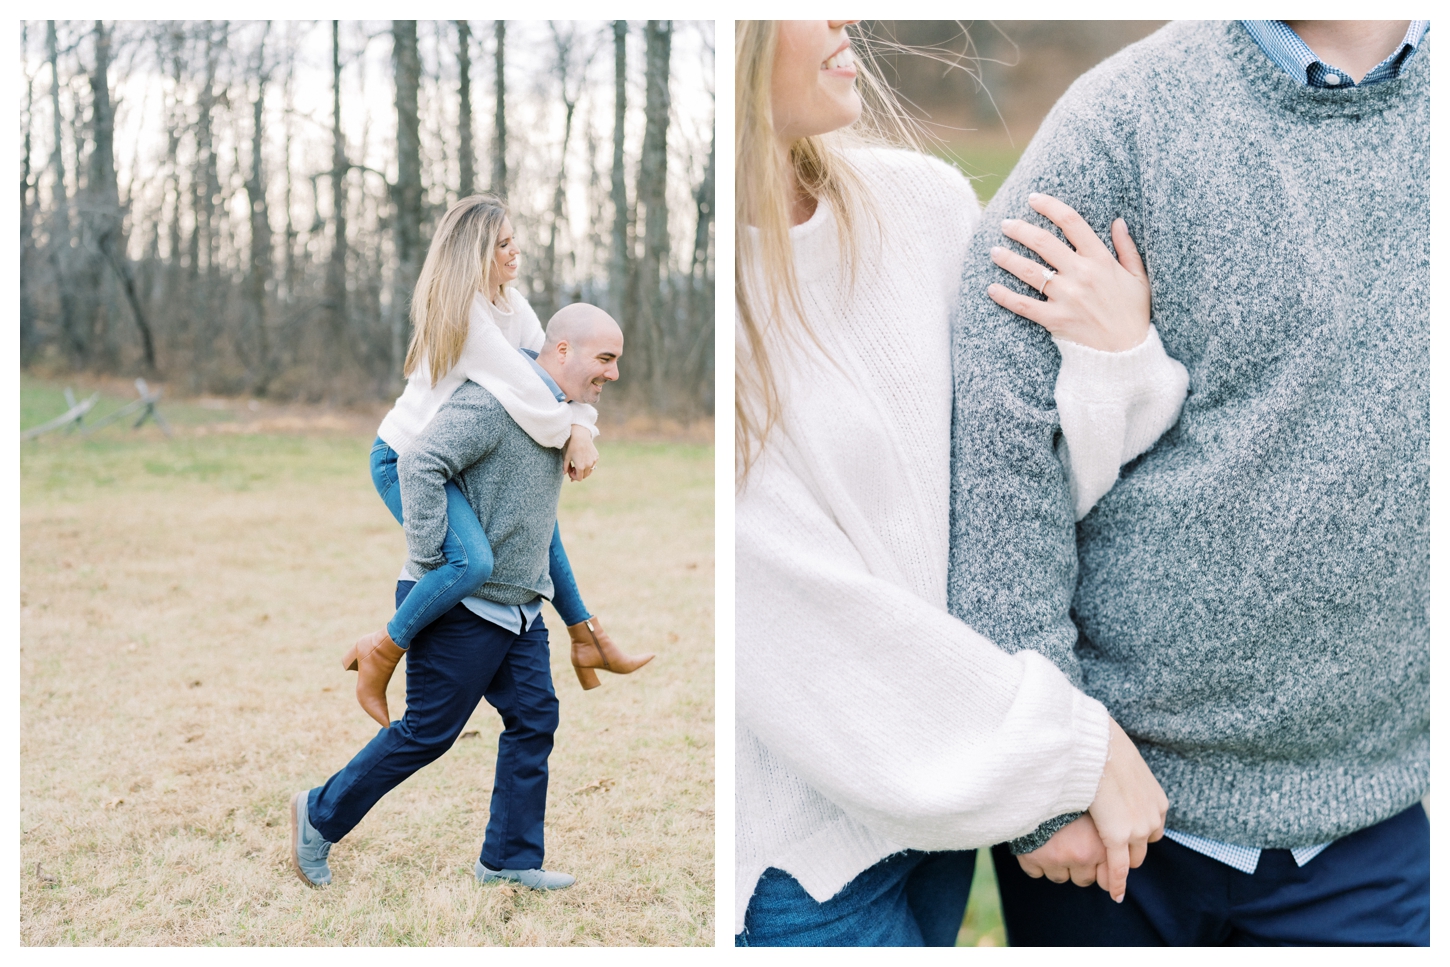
{"left": 1018, "top": 717, "right": 1168, "bottom": 903}
{"left": 987, "top": 192, "right": 1152, "bottom": 353}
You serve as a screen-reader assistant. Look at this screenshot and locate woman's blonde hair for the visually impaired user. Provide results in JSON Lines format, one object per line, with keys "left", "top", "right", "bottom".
{"left": 404, "top": 193, "right": 511, "bottom": 385}
{"left": 735, "top": 21, "right": 931, "bottom": 479}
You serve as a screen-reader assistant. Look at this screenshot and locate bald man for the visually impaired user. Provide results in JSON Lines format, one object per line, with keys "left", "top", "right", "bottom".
{"left": 290, "top": 306, "right": 623, "bottom": 891}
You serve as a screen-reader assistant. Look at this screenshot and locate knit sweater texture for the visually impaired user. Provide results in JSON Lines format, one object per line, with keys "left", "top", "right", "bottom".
{"left": 947, "top": 20, "right": 1429, "bottom": 850}
{"left": 377, "top": 286, "right": 597, "bottom": 455}
{"left": 736, "top": 147, "right": 1189, "bottom": 932}
{"left": 397, "top": 381, "right": 562, "bottom": 606}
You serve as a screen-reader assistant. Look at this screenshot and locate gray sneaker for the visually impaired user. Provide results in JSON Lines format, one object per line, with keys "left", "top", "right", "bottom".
{"left": 475, "top": 859, "right": 575, "bottom": 890}
{"left": 290, "top": 791, "right": 333, "bottom": 887}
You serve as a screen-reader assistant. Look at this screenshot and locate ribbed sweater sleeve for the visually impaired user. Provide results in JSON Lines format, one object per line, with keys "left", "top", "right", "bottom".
{"left": 458, "top": 295, "right": 597, "bottom": 449}
{"left": 737, "top": 443, "right": 1111, "bottom": 851}
{"left": 948, "top": 86, "right": 1139, "bottom": 681}
{"left": 1055, "top": 325, "right": 1189, "bottom": 521}
{"left": 947, "top": 64, "right": 1145, "bottom": 848}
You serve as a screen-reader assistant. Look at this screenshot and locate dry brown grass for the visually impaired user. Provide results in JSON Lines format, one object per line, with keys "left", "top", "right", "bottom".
{"left": 19, "top": 389, "right": 713, "bottom": 946}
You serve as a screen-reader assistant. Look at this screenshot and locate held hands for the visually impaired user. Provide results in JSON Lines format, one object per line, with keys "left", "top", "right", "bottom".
{"left": 987, "top": 192, "right": 1152, "bottom": 353}
{"left": 563, "top": 424, "right": 599, "bottom": 482}
{"left": 1017, "top": 718, "right": 1168, "bottom": 903}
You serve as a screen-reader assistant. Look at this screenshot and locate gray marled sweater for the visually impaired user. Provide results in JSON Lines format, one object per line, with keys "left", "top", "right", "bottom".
{"left": 396, "top": 381, "right": 561, "bottom": 606}
{"left": 948, "top": 20, "right": 1428, "bottom": 849}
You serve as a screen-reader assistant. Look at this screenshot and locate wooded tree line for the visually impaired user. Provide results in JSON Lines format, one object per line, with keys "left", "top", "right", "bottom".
{"left": 19, "top": 20, "right": 715, "bottom": 413}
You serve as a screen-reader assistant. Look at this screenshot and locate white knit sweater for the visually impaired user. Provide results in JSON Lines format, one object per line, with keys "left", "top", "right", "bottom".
{"left": 376, "top": 286, "right": 598, "bottom": 454}
{"left": 735, "top": 148, "right": 1188, "bottom": 932}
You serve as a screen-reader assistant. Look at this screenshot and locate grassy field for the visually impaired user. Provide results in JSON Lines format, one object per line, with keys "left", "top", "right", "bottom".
{"left": 19, "top": 377, "right": 714, "bottom": 945}
{"left": 936, "top": 142, "right": 1025, "bottom": 206}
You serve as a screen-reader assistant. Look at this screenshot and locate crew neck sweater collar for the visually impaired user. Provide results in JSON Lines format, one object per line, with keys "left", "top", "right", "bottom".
{"left": 1223, "top": 20, "right": 1429, "bottom": 121}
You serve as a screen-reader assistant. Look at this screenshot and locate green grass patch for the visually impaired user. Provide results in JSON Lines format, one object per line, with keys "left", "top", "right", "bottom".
{"left": 934, "top": 143, "right": 1025, "bottom": 205}
{"left": 957, "top": 848, "right": 1007, "bottom": 946}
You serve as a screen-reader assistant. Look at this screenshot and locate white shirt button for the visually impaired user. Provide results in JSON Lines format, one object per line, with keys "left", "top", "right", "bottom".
{"left": 1324, "top": 72, "right": 1342, "bottom": 86}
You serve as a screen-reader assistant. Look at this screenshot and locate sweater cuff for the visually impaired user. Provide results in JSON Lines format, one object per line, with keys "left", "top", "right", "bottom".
{"left": 1009, "top": 811, "right": 1083, "bottom": 855}
{"left": 1053, "top": 324, "right": 1176, "bottom": 403}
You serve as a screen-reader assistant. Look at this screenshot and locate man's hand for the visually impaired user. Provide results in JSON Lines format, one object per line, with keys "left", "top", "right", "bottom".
{"left": 563, "top": 424, "right": 598, "bottom": 482}
{"left": 1086, "top": 717, "right": 1169, "bottom": 902}
{"left": 1016, "top": 814, "right": 1106, "bottom": 887}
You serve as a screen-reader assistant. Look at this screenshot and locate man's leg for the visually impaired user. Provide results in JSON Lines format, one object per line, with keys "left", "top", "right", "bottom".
{"left": 308, "top": 587, "right": 514, "bottom": 844}
{"left": 1227, "top": 803, "right": 1430, "bottom": 946}
{"left": 992, "top": 837, "right": 1229, "bottom": 945}
{"left": 478, "top": 614, "right": 560, "bottom": 872}
{"left": 903, "top": 850, "right": 977, "bottom": 947}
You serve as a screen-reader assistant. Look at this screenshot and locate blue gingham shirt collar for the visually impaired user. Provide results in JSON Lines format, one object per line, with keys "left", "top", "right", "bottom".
{"left": 1242, "top": 20, "right": 1429, "bottom": 88}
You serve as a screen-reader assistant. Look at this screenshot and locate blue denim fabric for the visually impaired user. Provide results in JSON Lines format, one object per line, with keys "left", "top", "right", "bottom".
{"left": 736, "top": 850, "right": 976, "bottom": 947}
{"left": 371, "top": 439, "right": 590, "bottom": 643}
{"left": 993, "top": 802, "right": 1430, "bottom": 946}
{"left": 547, "top": 522, "right": 589, "bottom": 626}
{"left": 309, "top": 583, "right": 559, "bottom": 870}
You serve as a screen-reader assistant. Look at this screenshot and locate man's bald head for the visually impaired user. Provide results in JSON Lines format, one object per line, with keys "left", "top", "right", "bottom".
{"left": 538, "top": 303, "right": 624, "bottom": 405}
{"left": 545, "top": 302, "right": 621, "bottom": 348}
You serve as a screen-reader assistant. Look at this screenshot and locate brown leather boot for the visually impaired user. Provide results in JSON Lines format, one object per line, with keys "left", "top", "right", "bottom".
{"left": 342, "top": 629, "right": 405, "bottom": 727}
{"left": 568, "top": 614, "right": 653, "bottom": 690}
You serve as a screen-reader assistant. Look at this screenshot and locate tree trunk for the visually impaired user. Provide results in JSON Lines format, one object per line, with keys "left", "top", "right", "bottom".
{"left": 636, "top": 20, "right": 672, "bottom": 397}
{"left": 542, "top": 24, "right": 580, "bottom": 319}
{"left": 245, "top": 23, "right": 274, "bottom": 393}
{"left": 492, "top": 20, "right": 507, "bottom": 196}
{"left": 609, "top": 19, "right": 631, "bottom": 328}
{"left": 86, "top": 20, "right": 157, "bottom": 371}
{"left": 457, "top": 20, "right": 475, "bottom": 197}
{"left": 47, "top": 21, "right": 83, "bottom": 363}
{"left": 21, "top": 23, "right": 38, "bottom": 364}
{"left": 687, "top": 127, "right": 715, "bottom": 406}
{"left": 326, "top": 20, "right": 348, "bottom": 344}
{"left": 392, "top": 20, "right": 423, "bottom": 386}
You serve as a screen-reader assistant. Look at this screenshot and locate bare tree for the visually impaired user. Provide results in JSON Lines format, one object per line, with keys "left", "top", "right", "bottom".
{"left": 243, "top": 22, "right": 274, "bottom": 392}
{"left": 456, "top": 20, "right": 475, "bottom": 197}
{"left": 325, "top": 20, "right": 348, "bottom": 345}
{"left": 608, "top": 19, "right": 630, "bottom": 328}
{"left": 539, "top": 22, "right": 593, "bottom": 317}
{"left": 46, "top": 20, "right": 83, "bottom": 362}
{"left": 21, "top": 22, "right": 39, "bottom": 364}
{"left": 492, "top": 20, "right": 506, "bottom": 195}
{"left": 635, "top": 20, "right": 671, "bottom": 397}
{"left": 392, "top": 20, "right": 423, "bottom": 386}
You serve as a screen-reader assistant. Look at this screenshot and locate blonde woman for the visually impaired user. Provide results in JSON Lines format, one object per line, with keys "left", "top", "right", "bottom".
{"left": 736, "top": 21, "right": 1185, "bottom": 945}
{"left": 348, "top": 195, "right": 650, "bottom": 728}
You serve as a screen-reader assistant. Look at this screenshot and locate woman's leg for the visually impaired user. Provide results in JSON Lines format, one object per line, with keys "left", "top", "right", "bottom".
{"left": 384, "top": 481, "right": 495, "bottom": 647}
{"left": 736, "top": 851, "right": 944, "bottom": 946}
{"left": 371, "top": 440, "right": 495, "bottom": 649}
{"left": 547, "top": 523, "right": 590, "bottom": 626}
{"left": 349, "top": 441, "right": 495, "bottom": 726}
{"left": 556, "top": 521, "right": 654, "bottom": 689}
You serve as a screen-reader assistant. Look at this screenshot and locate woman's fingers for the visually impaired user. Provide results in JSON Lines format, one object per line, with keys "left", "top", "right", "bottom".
{"left": 1028, "top": 192, "right": 1109, "bottom": 258}
{"left": 991, "top": 245, "right": 1057, "bottom": 293}
{"left": 1069, "top": 864, "right": 1098, "bottom": 888}
{"left": 1000, "top": 217, "right": 1075, "bottom": 270}
{"left": 1128, "top": 840, "right": 1148, "bottom": 869}
{"left": 1111, "top": 218, "right": 1148, "bottom": 282}
{"left": 987, "top": 283, "right": 1052, "bottom": 328}
{"left": 1101, "top": 844, "right": 1129, "bottom": 902}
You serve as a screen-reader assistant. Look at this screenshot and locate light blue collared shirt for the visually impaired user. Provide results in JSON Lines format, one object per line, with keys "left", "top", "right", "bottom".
{"left": 1242, "top": 19, "right": 1429, "bottom": 88}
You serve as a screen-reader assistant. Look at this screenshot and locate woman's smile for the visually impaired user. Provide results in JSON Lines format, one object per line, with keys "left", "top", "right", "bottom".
{"left": 821, "top": 42, "right": 856, "bottom": 77}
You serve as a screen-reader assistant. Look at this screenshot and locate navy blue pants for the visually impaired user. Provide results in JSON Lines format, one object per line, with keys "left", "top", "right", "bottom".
{"left": 993, "top": 803, "right": 1429, "bottom": 946}
{"left": 308, "top": 583, "right": 559, "bottom": 870}
{"left": 736, "top": 850, "right": 977, "bottom": 946}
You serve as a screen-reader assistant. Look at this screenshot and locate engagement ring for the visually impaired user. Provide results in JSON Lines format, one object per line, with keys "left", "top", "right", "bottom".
{"left": 1040, "top": 267, "right": 1057, "bottom": 293}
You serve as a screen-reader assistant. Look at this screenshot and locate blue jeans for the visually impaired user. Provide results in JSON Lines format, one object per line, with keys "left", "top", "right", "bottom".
{"left": 370, "top": 439, "right": 590, "bottom": 647}
{"left": 992, "top": 802, "right": 1430, "bottom": 945}
{"left": 309, "top": 584, "right": 559, "bottom": 870}
{"left": 736, "top": 850, "right": 977, "bottom": 946}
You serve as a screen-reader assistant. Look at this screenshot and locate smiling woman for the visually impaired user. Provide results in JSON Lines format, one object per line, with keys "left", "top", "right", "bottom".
{"left": 733, "top": 19, "right": 1179, "bottom": 947}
